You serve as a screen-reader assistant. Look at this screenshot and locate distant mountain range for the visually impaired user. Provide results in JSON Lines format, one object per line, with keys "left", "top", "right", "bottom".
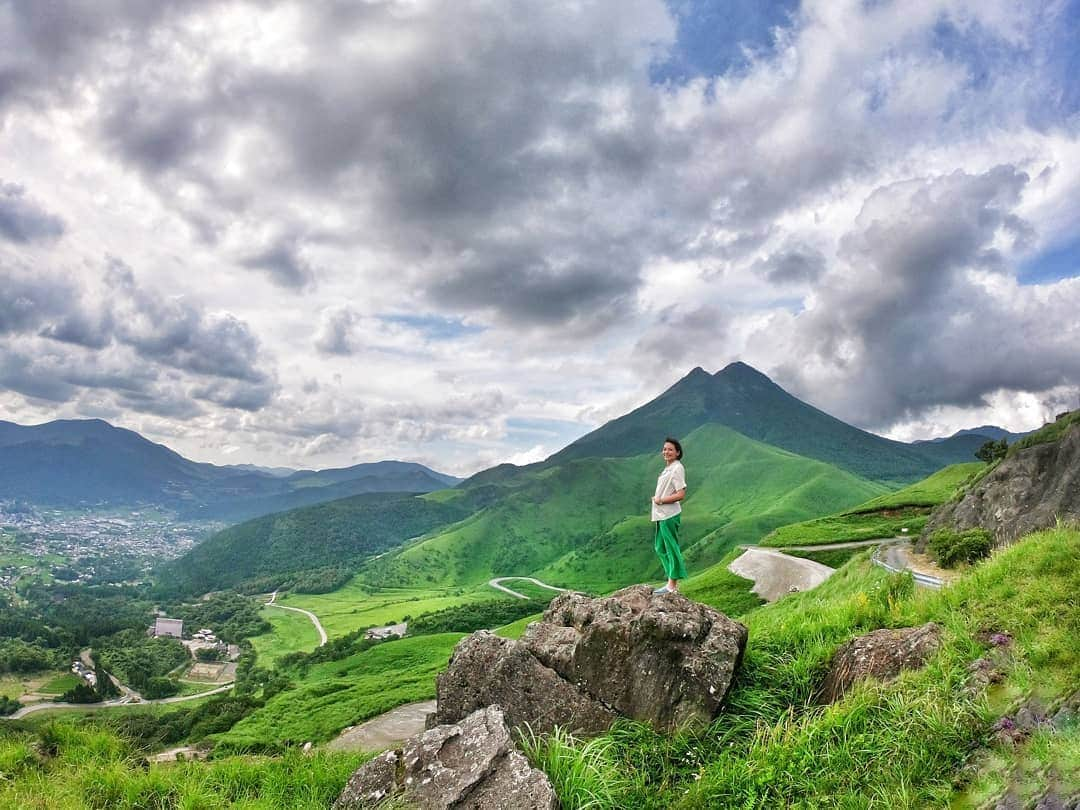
{"left": 166, "top": 362, "right": 1016, "bottom": 596}
{"left": 916, "top": 425, "right": 1033, "bottom": 444}
{"left": 0, "top": 418, "right": 460, "bottom": 521}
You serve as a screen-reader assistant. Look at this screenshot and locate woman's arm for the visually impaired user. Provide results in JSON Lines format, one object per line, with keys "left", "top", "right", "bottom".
{"left": 653, "top": 488, "right": 686, "bottom": 505}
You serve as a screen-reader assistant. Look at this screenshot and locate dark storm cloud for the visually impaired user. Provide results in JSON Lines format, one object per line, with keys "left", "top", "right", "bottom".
{"left": 106, "top": 260, "right": 273, "bottom": 385}
{"left": 0, "top": 1, "right": 222, "bottom": 112}
{"left": 782, "top": 165, "right": 1080, "bottom": 428}
{"left": 0, "top": 182, "right": 65, "bottom": 243}
{"left": 1, "top": 255, "right": 277, "bottom": 416}
{"left": 634, "top": 305, "right": 728, "bottom": 375}
{"left": 0, "top": 261, "right": 73, "bottom": 334}
{"left": 429, "top": 241, "right": 640, "bottom": 327}
{"left": 15, "top": 0, "right": 675, "bottom": 322}
{"left": 754, "top": 245, "right": 826, "bottom": 284}
{"left": 240, "top": 237, "right": 315, "bottom": 289}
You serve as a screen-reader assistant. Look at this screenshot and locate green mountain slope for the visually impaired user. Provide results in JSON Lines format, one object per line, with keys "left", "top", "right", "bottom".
{"left": 159, "top": 492, "right": 477, "bottom": 595}
{"left": 363, "top": 424, "right": 886, "bottom": 593}
{"left": 760, "top": 461, "right": 985, "bottom": 547}
{"left": 540, "top": 362, "right": 976, "bottom": 485}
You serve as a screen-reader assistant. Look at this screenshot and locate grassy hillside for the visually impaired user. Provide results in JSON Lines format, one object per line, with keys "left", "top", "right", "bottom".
{"left": 160, "top": 492, "right": 476, "bottom": 595}
{"left": 213, "top": 633, "right": 464, "bottom": 752}
{"left": 760, "top": 462, "right": 983, "bottom": 547}
{"left": 527, "top": 527, "right": 1079, "bottom": 809}
{"left": 364, "top": 423, "right": 885, "bottom": 594}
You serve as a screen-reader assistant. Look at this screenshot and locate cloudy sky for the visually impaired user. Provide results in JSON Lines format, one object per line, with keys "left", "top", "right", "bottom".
{"left": 2, "top": 0, "right": 1078, "bottom": 475}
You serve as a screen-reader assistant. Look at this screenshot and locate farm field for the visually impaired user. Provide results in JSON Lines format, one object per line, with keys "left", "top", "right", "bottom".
{"left": 0, "top": 670, "right": 73, "bottom": 703}
{"left": 274, "top": 580, "right": 496, "bottom": 638}
{"left": 249, "top": 605, "right": 322, "bottom": 664}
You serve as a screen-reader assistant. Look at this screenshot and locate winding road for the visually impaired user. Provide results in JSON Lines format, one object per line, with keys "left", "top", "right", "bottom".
{"left": 3, "top": 682, "right": 236, "bottom": 720}
{"left": 488, "top": 577, "right": 569, "bottom": 600}
{"left": 730, "top": 536, "right": 944, "bottom": 601}
{"left": 265, "top": 590, "right": 328, "bottom": 646}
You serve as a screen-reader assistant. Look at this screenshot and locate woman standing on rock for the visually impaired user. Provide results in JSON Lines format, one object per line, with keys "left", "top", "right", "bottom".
{"left": 652, "top": 437, "right": 688, "bottom": 594}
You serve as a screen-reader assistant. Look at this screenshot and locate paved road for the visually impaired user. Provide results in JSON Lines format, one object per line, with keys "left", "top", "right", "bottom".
{"left": 871, "top": 542, "right": 944, "bottom": 588}
{"left": 728, "top": 547, "right": 836, "bottom": 602}
{"left": 3, "top": 682, "right": 236, "bottom": 720}
{"left": 746, "top": 536, "right": 944, "bottom": 589}
{"left": 488, "top": 577, "right": 568, "bottom": 600}
{"left": 265, "top": 590, "right": 328, "bottom": 646}
{"left": 766, "top": 536, "right": 910, "bottom": 551}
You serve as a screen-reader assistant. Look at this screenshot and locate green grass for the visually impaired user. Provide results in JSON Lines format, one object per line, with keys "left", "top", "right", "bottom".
{"left": 274, "top": 580, "right": 493, "bottom": 639}
{"left": 680, "top": 549, "right": 765, "bottom": 617}
{"left": 39, "top": 673, "right": 82, "bottom": 695}
{"left": 760, "top": 509, "right": 927, "bottom": 547}
{"left": 783, "top": 546, "right": 864, "bottom": 569}
{"left": 496, "top": 612, "right": 544, "bottom": 640}
{"left": 1009, "top": 411, "right": 1079, "bottom": 454}
{"left": 0, "top": 721, "right": 369, "bottom": 808}
{"left": 759, "top": 462, "right": 984, "bottom": 548}
{"left": 214, "top": 633, "right": 464, "bottom": 751}
{"left": 249, "top": 605, "right": 322, "bottom": 664}
{"left": 850, "top": 462, "right": 985, "bottom": 511}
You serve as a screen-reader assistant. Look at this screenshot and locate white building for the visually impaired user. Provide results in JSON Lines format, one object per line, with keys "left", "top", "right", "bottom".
{"left": 154, "top": 617, "right": 184, "bottom": 638}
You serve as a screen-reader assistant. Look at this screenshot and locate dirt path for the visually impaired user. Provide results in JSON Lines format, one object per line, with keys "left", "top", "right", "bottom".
{"left": 266, "top": 590, "right": 328, "bottom": 645}
{"left": 326, "top": 700, "right": 437, "bottom": 753}
{"left": 488, "top": 577, "right": 568, "bottom": 600}
{"left": 728, "top": 547, "right": 835, "bottom": 602}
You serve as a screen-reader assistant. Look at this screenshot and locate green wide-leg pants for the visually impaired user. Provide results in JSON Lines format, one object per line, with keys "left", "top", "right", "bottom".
{"left": 654, "top": 514, "right": 688, "bottom": 581}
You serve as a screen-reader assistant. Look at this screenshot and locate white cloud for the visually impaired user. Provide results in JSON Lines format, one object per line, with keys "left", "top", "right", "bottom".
{"left": 0, "top": 0, "right": 1076, "bottom": 473}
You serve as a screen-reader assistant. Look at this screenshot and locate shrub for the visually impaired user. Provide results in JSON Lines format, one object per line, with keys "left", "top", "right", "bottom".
{"left": 928, "top": 528, "right": 993, "bottom": 568}
{"left": 142, "top": 677, "right": 180, "bottom": 699}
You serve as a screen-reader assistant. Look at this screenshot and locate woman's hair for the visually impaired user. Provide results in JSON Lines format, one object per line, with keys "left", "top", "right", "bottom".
{"left": 664, "top": 436, "right": 683, "bottom": 459}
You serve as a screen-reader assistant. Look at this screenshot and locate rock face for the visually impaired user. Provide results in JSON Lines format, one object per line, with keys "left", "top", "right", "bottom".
{"left": 922, "top": 424, "right": 1080, "bottom": 547}
{"left": 431, "top": 631, "right": 619, "bottom": 737}
{"left": 819, "top": 622, "right": 943, "bottom": 703}
{"left": 435, "top": 585, "right": 748, "bottom": 734}
{"left": 333, "top": 706, "right": 558, "bottom": 810}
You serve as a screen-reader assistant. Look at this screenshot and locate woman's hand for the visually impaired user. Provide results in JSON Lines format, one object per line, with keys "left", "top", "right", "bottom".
{"left": 653, "top": 495, "right": 663, "bottom": 505}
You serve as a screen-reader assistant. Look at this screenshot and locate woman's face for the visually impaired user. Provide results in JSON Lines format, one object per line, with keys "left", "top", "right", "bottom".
{"left": 661, "top": 442, "right": 678, "bottom": 463}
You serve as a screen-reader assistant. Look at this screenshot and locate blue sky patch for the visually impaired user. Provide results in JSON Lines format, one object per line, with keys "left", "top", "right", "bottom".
{"left": 650, "top": 0, "right": 798, "bottom": 84}
{"left": 380, "top": 313, "right": 485, "bottom": 340}
{"left": 1018, "top": 235, "right": 1080, "bottom": 285}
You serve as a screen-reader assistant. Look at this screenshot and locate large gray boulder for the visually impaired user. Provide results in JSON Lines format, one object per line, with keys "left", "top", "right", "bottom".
{"left": 436, "top": 585, "right": 747, "bottom": 734}
{"left": 432, "top": 631, "right": 618, "bottom": 737}
{"left": 333, "top": 706, "right": 558, "bottom": 810}
{"left": 819, "top": 622, "right": 943, "bottom": 703}
{"left": 922, "top": 423, "right": 1080, "bottom": 547}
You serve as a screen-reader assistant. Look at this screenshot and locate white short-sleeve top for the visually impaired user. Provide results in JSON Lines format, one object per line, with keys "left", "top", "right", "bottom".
{"left": 652, "top": 460, "right": 686, "bottom": 521}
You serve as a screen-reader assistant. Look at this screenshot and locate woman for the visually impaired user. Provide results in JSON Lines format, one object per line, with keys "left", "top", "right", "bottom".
{"left": 652, "top": 437, "right": 687, "bottom": 594}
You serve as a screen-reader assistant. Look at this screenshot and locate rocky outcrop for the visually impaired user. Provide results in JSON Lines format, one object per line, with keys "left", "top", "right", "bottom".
{"left": 435, "top": 585, "right": 747, "bottom": 734}
{"left": 922, "top": 424, "right": 1080, "bottom": 547}
{"left": 431, "top": 631, "right": 619, "bottom": 737}
{"left": 819, "top": 623, "right": 943, "bottom": 703}
{"left": 333, "top": 706, "right": 558, "bottom": 810}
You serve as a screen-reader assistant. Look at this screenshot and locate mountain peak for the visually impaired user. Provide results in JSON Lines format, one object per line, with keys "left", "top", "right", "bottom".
{"left": 716, "top": 361, "right": 771, "bottom": 382}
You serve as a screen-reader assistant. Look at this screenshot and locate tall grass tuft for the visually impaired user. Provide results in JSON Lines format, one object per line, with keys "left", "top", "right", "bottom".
{"left": 520, "top": 724, "right": 635, "bottom": 809}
